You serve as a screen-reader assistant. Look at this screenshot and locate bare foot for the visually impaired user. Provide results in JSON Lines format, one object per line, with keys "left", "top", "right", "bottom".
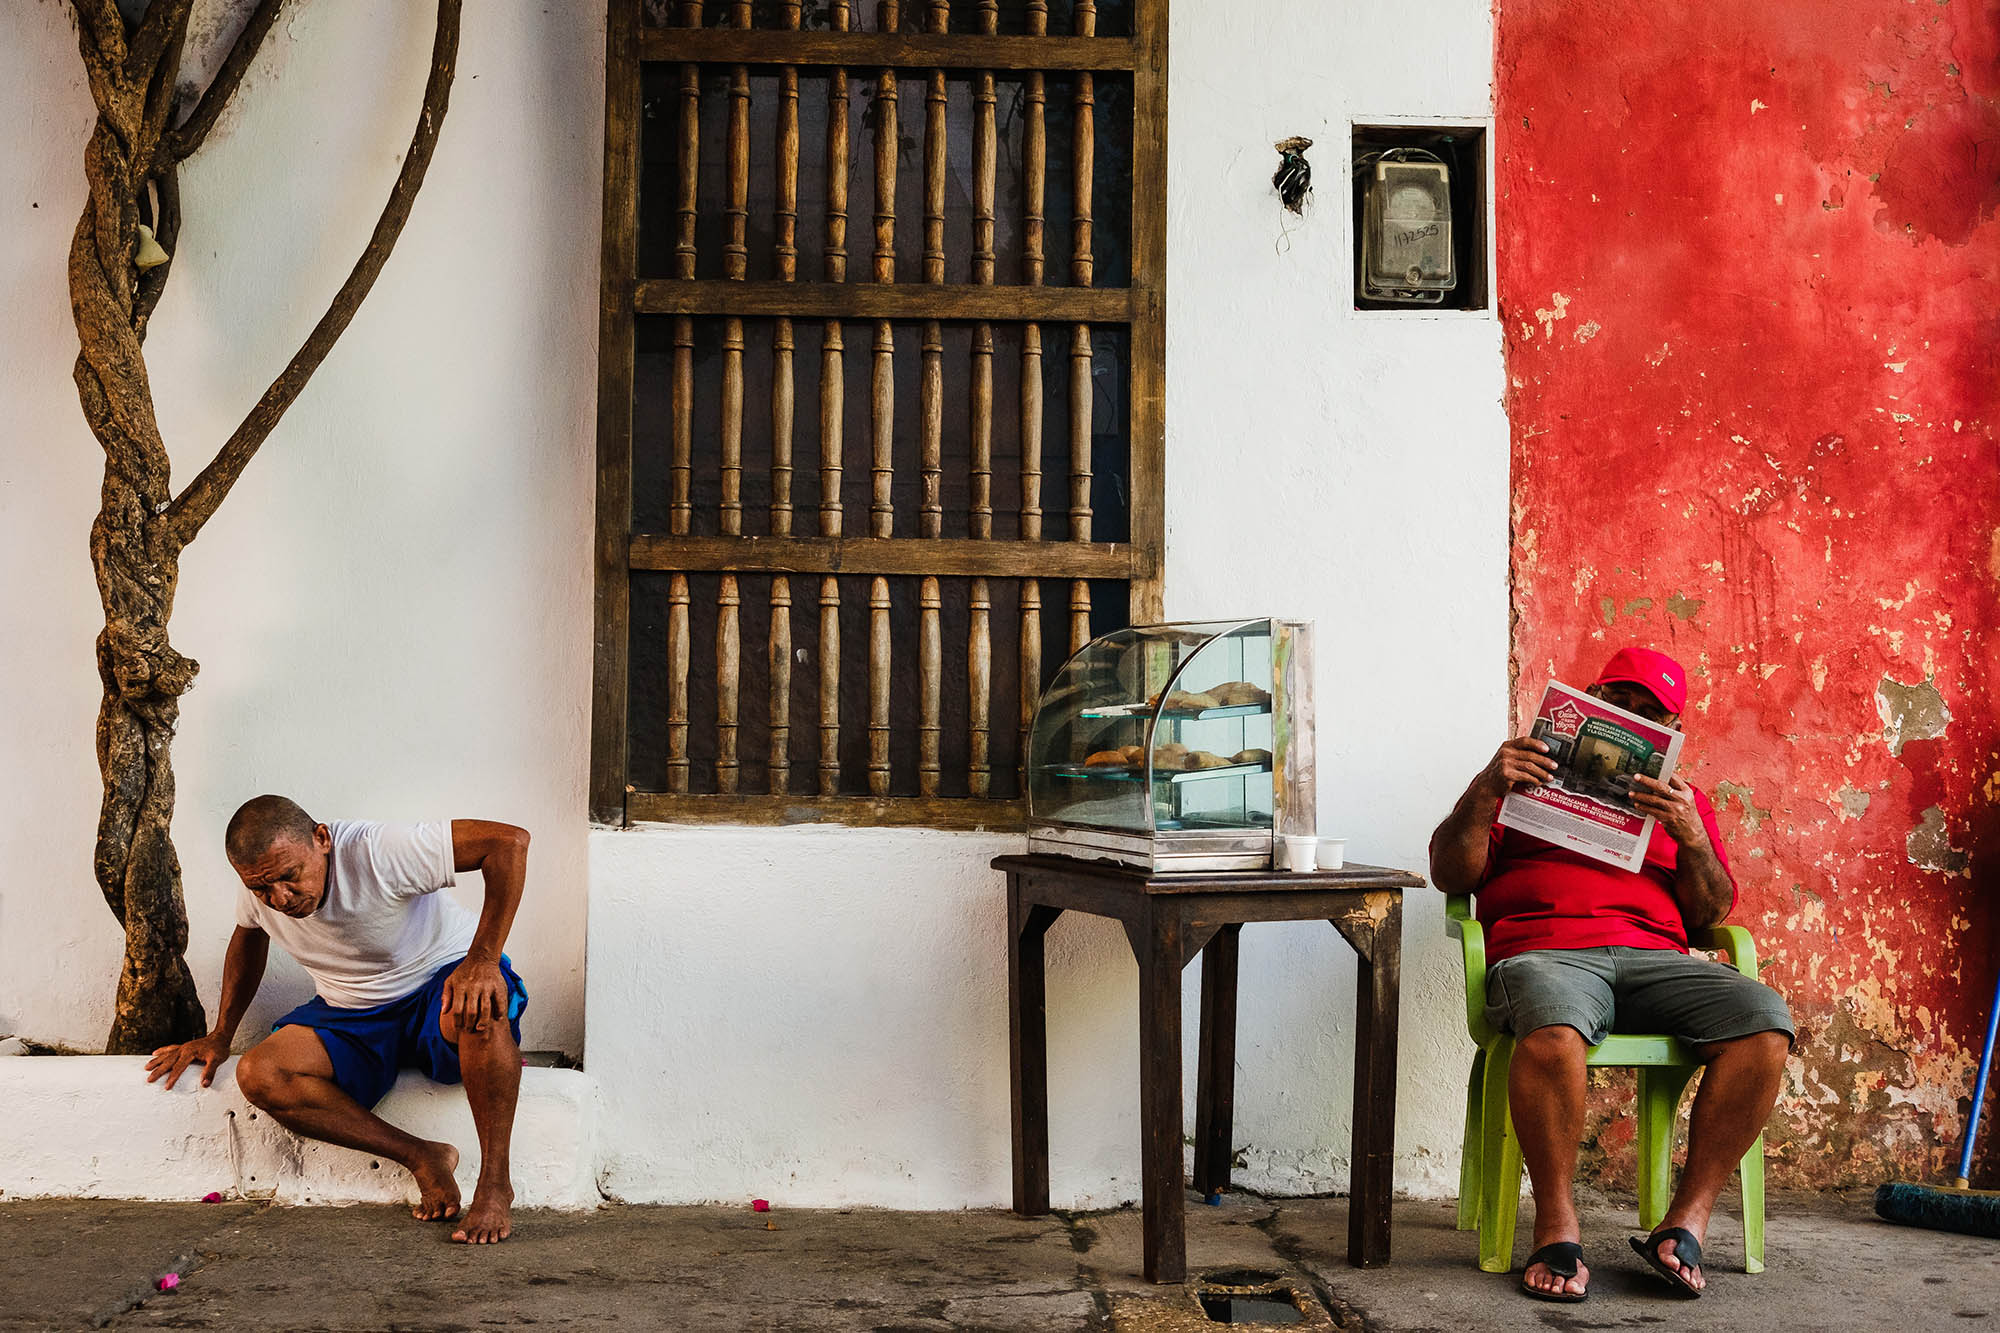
{"left": 408, "top": 1142, "right": 461, "bottom": 1221}
{"left": 451, "top": 1182, "right": 513, "bottom": 1244}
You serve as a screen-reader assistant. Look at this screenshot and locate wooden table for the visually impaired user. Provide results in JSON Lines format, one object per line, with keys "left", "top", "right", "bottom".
{"left": 996, "top": 853, "right": 1422, "bottom": 1284}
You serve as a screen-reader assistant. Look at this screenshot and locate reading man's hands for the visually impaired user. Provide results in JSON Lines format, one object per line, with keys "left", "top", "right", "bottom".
{"left": 145, "top": 1032, "right": 230, "bottom": 1090}
{"left": 1480, "top": 737, "right": 1559, "bottom": 799}
{"left": 1632, "top": 774, "right": 1706, "bottom": 848}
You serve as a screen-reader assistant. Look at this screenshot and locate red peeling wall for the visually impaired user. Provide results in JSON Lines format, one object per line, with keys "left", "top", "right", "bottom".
{"left": 1496, "top": 0, "right": 2000, "bottom": 1186}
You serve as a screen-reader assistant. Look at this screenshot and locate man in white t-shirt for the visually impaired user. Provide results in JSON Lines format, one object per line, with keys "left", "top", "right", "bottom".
{"left": 145, "top": 795, "right": 532, "bottom": 1244}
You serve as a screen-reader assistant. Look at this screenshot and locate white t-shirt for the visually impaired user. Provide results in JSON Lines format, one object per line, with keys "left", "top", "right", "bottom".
{"left": 237, "top": 820, "right": 477, "bottom": 1009}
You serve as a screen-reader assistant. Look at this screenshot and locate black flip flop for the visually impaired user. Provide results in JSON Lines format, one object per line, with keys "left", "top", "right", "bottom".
{"left": 1629, "top": 1226, "right": 1704, "bottom": 1298}
{"left": 1519, "top": 1241, "right": 1588, "bottom": 1302}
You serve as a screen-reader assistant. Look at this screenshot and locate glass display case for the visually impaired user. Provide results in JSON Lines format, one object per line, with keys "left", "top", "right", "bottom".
{"left": 1026, "top": 619, "right": 1316, "bottom": 872}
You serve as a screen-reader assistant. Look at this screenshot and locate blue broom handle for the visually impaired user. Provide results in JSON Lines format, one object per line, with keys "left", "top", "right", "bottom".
{"left": 1958, "top": 962, "right": 2000, "bottom": 1185}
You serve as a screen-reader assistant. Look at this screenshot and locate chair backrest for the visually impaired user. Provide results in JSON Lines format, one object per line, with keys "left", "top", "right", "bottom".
{"left": 1443, "top": 893, "right": 1499, "bottom": 1046}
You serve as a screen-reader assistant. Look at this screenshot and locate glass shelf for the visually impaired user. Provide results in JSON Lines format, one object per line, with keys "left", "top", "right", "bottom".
{"left": 1041, "top": 760, "right": 1273, "bottom": 785}
{"left": 1078, "top": 703, "right": 1271, "bottom": 722}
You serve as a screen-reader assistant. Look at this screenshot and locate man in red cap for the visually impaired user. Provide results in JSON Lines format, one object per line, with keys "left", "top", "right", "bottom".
{"left": 1430, "top": 646, "right": 1792, "bottom": 1303}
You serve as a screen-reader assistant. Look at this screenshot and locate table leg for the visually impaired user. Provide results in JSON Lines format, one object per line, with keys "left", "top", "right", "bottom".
{"left": 1193, "top": 924, "right": 1241, "bottom": 1197}
{"left": 1008, "top": 881, "right": 1059, "bottom": 1217}
{"left": 1135, "top": 909, "right": 1186, "bottom": 1284}
{"left": 1346, "top": 898, "right": 1403, "bottom": 1267}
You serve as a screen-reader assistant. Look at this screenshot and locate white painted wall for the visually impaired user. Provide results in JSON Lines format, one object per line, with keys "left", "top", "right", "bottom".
{"left": 0, "top": 1, "right": 601, "bottom": 1055}
{"left": 588, "top": 1, "right": 1508, "bottom": 1207}
{"left": 5, "top": 0, "right": 1505, "bottom": 1208}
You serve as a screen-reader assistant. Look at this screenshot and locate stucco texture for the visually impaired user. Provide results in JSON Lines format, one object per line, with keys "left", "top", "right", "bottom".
{"left": 1497, "top": 0, "right": 2000, "bottom": 1186}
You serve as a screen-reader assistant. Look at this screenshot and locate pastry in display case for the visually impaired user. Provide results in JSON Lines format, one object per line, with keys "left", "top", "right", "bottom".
{"left": 1025, "top": 619, "right": 1316, "bottom": 871}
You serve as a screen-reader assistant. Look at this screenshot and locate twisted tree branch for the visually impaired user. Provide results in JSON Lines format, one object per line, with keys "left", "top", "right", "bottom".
{"left": 168, "top": 0, "right": 462, "bottom": 545}
{"left": 168, "top": 0, "right": 287, "bottom": 165}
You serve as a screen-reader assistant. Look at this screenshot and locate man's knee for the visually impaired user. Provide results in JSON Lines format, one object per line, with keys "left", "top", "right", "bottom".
{"left": 441, "top": 1012, "right": 517, "bottom": 1052}
{"left": 1704, "top": 1028, "right": 1792, "bottom": 1070}
{"left": 1517, "top": 1024, "right": 1588, "bottom": 1064}
{"left": 234, "top": 1045, "right": 285, "bottom": 1108}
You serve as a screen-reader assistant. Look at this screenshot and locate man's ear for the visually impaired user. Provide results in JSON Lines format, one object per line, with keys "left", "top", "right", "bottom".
{"left": 313, "top": 823, "right": 333, "bottom": 853}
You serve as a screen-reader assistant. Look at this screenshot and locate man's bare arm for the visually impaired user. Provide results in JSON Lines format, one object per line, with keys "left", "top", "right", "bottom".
{"left": 440, "top": 820, "right": 531, "bottom": 1032}
{"left": 1430, "top": 738, "right": 1558, "bottom": 894}
{"left": 1632, "top": 775, "right": 1734, "bottom": 929}
{"left": 145, "top": 925, "right": 268, "bottom": 1089}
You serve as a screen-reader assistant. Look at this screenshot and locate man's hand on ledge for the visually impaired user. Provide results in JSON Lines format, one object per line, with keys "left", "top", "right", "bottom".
{"left": 1632, "top": 775, "right": 1706, "bottom": 848}
{"left": 145, "top": 1032, "right": 230, "bottom": 1090}
{"left": 1479, "top": 736, "right": 1559, "bottom": 799}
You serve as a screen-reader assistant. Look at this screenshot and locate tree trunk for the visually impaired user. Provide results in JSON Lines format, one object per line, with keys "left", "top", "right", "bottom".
{"left": 64, "top": 0, "right": 460, "bottom": 1052}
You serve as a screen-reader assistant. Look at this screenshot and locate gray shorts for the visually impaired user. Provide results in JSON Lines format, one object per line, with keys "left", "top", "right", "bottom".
{"left": 1484, "top": 946, "right": 1796, "bottom": 1049}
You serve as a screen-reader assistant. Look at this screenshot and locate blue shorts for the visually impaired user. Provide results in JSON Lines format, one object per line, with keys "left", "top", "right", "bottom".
{"left": 274, "top": 955, "right": 528, "bottom": 1109}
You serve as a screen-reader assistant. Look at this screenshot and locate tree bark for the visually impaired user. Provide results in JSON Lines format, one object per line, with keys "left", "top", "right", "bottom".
{"left": 66, "top": 0, "right": 460, "bottom": 1053}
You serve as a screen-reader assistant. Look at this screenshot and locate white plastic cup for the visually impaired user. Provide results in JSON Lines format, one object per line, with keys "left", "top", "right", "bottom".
{"left": 1278, "top": 834, "right": 1317, "bottom": 873}
{"left": 1316, "top": 837, "right": 1348, "bottom": 871}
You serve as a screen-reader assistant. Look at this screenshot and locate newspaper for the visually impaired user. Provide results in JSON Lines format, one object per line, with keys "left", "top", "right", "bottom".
{"left": 1496, "top": 680, "right": 1685, "bottom": 872}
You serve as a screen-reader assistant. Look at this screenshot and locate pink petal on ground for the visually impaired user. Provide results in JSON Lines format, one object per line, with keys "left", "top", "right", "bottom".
{"left": 752, "top": 1199, "right": 770, "bottom": 1212}
{"left": 157, "top": 1273, "right": 180, "bottom": 1292}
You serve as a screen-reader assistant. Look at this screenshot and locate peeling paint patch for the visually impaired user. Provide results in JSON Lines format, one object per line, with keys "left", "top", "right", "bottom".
{"left": 1665, "top": 590, "right": 1704, "bottom": 622}
{"left": 1834, "top": 784, "right": 1872, "bottom": 822}
{"left": 1906, "top": 805, "right": 1969, "bottom": 875}
{"left": 1535, "top": 292, "right": 1571, "bottom": 338}
{"left": 1574, "top": 319, "right": 1602, "bottom": 344}
{"left": 1715, "top": 780, "right": 1772, "bottom": 833}
{"left": 1876, "top": 676, "right": 1952, "bottom": 756}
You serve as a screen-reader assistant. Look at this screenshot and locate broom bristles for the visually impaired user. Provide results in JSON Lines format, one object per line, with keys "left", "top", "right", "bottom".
{"left": 1874, "top": 1182, "right": 2000, "bottom": 1239}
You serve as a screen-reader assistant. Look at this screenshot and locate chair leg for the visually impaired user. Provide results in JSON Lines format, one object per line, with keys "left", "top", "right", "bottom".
{"left": 1740, "top": 1133, "right": 1766, "bottom": 1274}
{"left": 1477, "top": 1037, "right": 1522, "bottom": 1273}
{"left": 1636, "top": 1066, "right": 1694, "bottom": 1232}
{"left": 1457, "top": 1048, "right": 1485, "bottom": 1232}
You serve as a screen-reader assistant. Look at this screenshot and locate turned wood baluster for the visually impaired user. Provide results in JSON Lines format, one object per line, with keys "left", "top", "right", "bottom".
{"left": 868, "top": 576, "right": 892, "bottom": 795}
{"left": 868, "top": 7, "right": 898, "bottom": 541}
{"left": 922, "top": 3, "right": 948, "bottom": 282}
{"left": 1068, "top": 324, "right": 1091, "bottom": 542}
{"left": 716, "top": 575, "right": 742, "bottom": 792}
{"left": 919, "top": 576, "right": 942, "bottom": 795}
{"left": 819, "top": 577, "right": 841, "bottom": 793}
{"left": 969, "top": 577, "right": 992, "bottom": 797}
{"left": 672, "top": 318, "right": 695, "bottom": 536}
{"left": 921, "top": 321, "right": 943, "bottom": 537}
{"left": 772, "top": 321, "right": 795, "bottom": 536}
{"left": 1069, "top": 579, "right": 1092, "bottom": 653}
{"left": 1069, "top": 3, "right": 1095, "bottom": 544}
{"left": 667, "top": 573, "right": 692, "bottom": 793}
{"left": 871, "top": 322, "right": 895, "bottom": 537}
{"left": 821, "top": 323, "right": 845, "bottom": 537}
{"left": 769, "top": 577, "right": 793, "bottom": 795}
{"left": 721, "top": 321, "right": 745, "bottom": 535}
{"left": 970, "top": 1, "right": 996, "bottom": 542}
{"left": 824, "top": 3, "right": 849, "bottom": 542}
{"left": 1019, "top": 577, "right": 1041, "bottom": 791}
{"left": 1020, "top": 326, "right": 1043, "bottom": 540}
{"left": 1020, "top": 14, "right": 1045, "bottom": 544}
{"left": 772, "top": 0, "right": 801, "bottom": 537}
{"left": 670, "top": 3, "right": 703, "bottom": 538}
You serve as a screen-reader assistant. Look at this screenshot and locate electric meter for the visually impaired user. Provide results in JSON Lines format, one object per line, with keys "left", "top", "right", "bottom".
{"left": 1361, "top": 156, "right": 1455, "bottom": 305}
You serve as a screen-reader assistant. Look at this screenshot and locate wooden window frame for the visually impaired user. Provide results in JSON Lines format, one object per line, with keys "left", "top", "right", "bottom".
{"left": 592, "top": 0, "right": 1167, "bottom": 829}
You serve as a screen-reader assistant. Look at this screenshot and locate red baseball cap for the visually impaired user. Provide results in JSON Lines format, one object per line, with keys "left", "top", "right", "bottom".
{"left": 1592, "top": 646, "right": 1687, "bottom": 715}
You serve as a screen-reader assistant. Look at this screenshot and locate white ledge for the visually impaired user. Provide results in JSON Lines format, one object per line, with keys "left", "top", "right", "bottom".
{"left": 0, "top": 1056, "right": 602, "bottom": 1209}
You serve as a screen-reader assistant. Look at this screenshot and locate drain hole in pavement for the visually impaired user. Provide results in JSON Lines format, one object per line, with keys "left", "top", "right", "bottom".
{"left": 1202, "top": 1269, "right": 1281, "bottom": 1287}
{"left": 1198, "top": 1292, "right": 1302, "bottom": 1325}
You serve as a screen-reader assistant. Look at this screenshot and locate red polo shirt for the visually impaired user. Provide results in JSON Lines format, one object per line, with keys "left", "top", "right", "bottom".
{"left": 1474, "top": 785, "right": 1737, "bottom": 964}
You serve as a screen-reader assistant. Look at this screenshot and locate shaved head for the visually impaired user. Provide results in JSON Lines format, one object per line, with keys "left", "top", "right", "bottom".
{"left": 225, "top": 795, "right": 318, "bottom": 866}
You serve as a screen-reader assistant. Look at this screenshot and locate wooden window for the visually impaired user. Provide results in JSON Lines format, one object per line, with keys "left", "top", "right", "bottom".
{"left": 594, "top": 0, "right": 1166, "bottom": 828}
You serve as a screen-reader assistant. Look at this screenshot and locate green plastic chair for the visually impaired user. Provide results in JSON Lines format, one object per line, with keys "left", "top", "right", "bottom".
{"left": 1445, "top": 893, "right": 1766, "bottom": 1274}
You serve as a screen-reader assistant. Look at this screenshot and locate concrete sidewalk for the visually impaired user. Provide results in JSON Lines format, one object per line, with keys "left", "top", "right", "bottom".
{"left": 6, "top": 1188, "right": 1995, "bottom": 1331}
